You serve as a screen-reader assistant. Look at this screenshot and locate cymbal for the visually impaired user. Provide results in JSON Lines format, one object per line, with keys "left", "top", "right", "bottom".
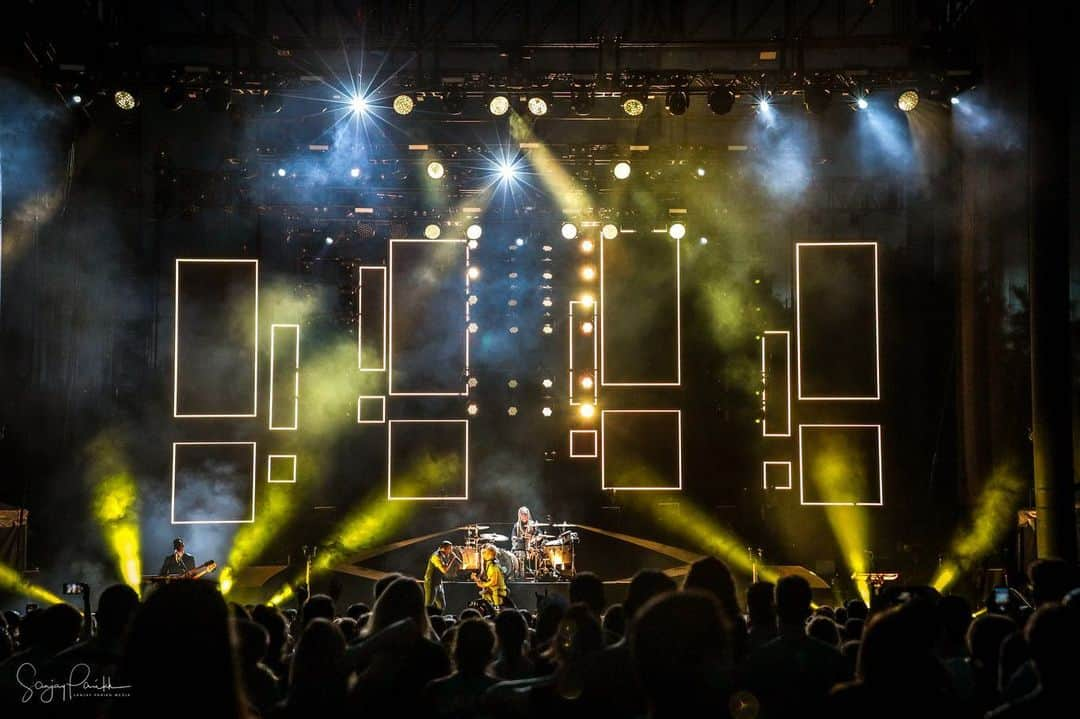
{"left": 465, "top": 524, "right": 490, "bottom": 531}
{"left": 531, "top": 522, "right": 551, "bottom": 526}
{"left": 552, "top": 522, "right": 575, "bottom": 528}
{"left": 534, "top": 533, "right": 555, "bottom": 539}
{"left": 479, "top": 533, "right": 509, "bottom": 542}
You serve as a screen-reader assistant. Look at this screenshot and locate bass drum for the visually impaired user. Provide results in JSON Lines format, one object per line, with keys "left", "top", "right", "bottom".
{"left": 495, "top": 548, "right": 520, "bottom": 579}
{"left": 458, "top": 546, "right": 481, "bottom": 571}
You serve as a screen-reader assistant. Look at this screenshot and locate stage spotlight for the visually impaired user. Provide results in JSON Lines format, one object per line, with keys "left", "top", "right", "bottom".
{"left": 580, "top": 375, "right": 593, "bottom": 390}
{"left": 542, "top": 407, "right": 553, "bottom": 417}
{"left": 561, "top": 222, "right": 578, "bottom": 240}
{"left": 349, "top": 167, "right": 361, "bottom": 178}
{"left": 581, "top": 321, "right": 594, "bottom": 334}
{"left": 205, "top": 85, "right": 231, "bottom": 112}
{"left": 507, "top": 406, "right": 518, "bottom": 416}
{"left": 699, "top": 236, "right": 709, "bottom": 245}
{"left": 466, "top": 224, "right": 483, "bottom": 240}
{"left": 580, "top": 265, "right": 596, "bottom": 281}
{"left": 950, "top": 95, "right": 960, "bottom": 106}
{"left": 488, "top": 94, "right": 510, "bottom": 116}
{"left": 393, "top": 93, "right": 415, "bottom": 115}
{"left": 570, "top": 87, "right": 594, "bottom": 116}
{"left": 897, "top": 89, "right": 920, "bottom": 112}
{"left": 579, "top": 403, "right": 595, "bottom": 419}
{"left": 114, "top": 89, "right": 138, "bottom": 111}
{"left": 467, "top": 266, "right": 481, "bottom": 280}
{"left": 443, "top": 88, "right": 465, "bottom": 115}
{"left": 542, "top": 324, "right": 554, "bottom": 335}
{"left": 804, "top": 83, "right": 832, "bottom": 114}
{"left": 665, "top": 89, "right": 689, "bottom": 116}
{"left": 427, "top": 161, "right": 446, "bottom": 179}
{"left": 696, "top": 167, "right": 706, "bottom": 177}
{"left": 542, "top": 297, "right": 553, "bottom": 308}
{"left": 467, "top": 403, "right": 479, "bottom": 416}
{"left": 424, "top": 224, "right": 441, "bottom": 239}
{"left": 468, "top": 322, "right": 479, "bottom": 333}
{"left": 325, "top": 236, "right": 334, "bottom": 245}
{"left": 497, "top": 161, "right": 517, "bottom": 182}
{"left": 756, "top": 96, "right": 772, "bottom": 116}
{"left": 612, "top": 161, "right": 631, "bottom": 180}
{"left": 527, "top": 95, "right": 549, "bottom": 116}
{"left": 668, "top": 222, "right": 686, "bottom": 240}
{"left": 71, "top": 93, "right": 83, "bottom": 105}
{"left": 161, "top": 85, "right": 186, "bottom": 111}
{"left": 580, "top": 293, "right": 594, "bottom": 308}
{"left": 601, "top": 224, "right": 619, "bottom": 240}
{"left": 622, "top": 96, "right": 645, "bottom": 116}
{"left": 855, "top": 97, "right": 869, "bottom": 110}
{"left": 542, "top": 378, "right": 554, "bottom": 388}
{"left": 515, "top": 238, "right": 525, "bottom": 247}
{"left": 707, "top": 87, "right": 735, "bottom": 115}
{"left": 276, "top": 167, "right": 287, "bottom": 177}
{"left": 580, "top": 239, "right": 595, "bottom": 253}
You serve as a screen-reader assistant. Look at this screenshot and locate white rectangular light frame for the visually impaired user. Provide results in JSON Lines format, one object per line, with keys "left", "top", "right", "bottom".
{"left": 387, "top": 419, "right": 469, "bottom": 501}
{"left": 171, "top": 441, "right": 257, "bottom": 524}
{"left": 173, "top": 259, "right": 259, "bottom": 418}
{"left": 358, "top": 266, "right": 387, "bottom": 371}
{"left": 569, "top": 429, "right": 599, "bottom": 458}
{"left": 797, "top": 423, "right": 884, "bottom": 506}
{"left": 267, "top": 454, "right": 297, "bottom": 483}
{"left": 388, "top": 239, "right": 470, "bottom": 397}
{"left": 795, "top": 242, "right": 880, "bottom": 401}
{"left": 761, "top": 330, "right": 792, "bottom": 437}
{"left": 601, "top": 409, "right": 683, "bottom": 491}
{"left": 600, "top": 233, "right": 681, "bottom": 387}
{"left": 763, "top": 460, "right": 793, "bottom": 490}
{"left": 357, "top": 395, "right": 388, "bottom": 424}
{"left": 269, "top": 323, "right": 300, "bottom": 430}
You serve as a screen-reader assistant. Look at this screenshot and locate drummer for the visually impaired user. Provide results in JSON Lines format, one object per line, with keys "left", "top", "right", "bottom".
{"left": 511, "top": 506, "right": 537, "bottom": 552}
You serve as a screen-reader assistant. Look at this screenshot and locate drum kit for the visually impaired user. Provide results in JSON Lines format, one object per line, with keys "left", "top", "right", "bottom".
{"left": 456, "top": 522, "right": 579, "bottom": 581}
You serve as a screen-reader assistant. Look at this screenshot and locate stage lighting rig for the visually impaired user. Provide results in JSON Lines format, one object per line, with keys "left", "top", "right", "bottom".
{"left": 707, "top": 87, "right": 735, "bottom": 115}
{"left": 393, "top": 93, "right": 415, "bottom": 115}
{"left": 897, "top": 89, "right": 920, "bottom": 112}
{"left": 665, "top": 89, "right": 689, "bottom": 116}
{"left": 527, "top": 95, "right": 550, "bottom": 116}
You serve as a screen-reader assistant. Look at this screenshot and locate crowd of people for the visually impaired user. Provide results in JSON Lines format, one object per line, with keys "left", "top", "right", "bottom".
{"left": 0, "top": 557, "right": 1077, "bottom": 718}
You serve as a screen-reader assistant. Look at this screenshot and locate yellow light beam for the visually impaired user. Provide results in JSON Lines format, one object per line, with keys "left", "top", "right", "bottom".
{"left": 0, "top": 562, "right": 67, "bottom": 606}
{"left": 87, "top": 433, "right": 142, "bottom": 594}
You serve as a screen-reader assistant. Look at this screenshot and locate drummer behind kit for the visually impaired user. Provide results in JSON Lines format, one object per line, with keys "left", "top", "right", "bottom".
{"left": 454, "top": 522, "right": 579, "bottom": 581}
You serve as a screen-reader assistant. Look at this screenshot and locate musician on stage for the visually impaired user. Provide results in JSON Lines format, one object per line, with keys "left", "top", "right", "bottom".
{"left": 159, "top": 537, "right": 196, "bottom": 576}
{"left": 472, "top": 544, "right": 508, "bottom": 609}
{"left": 423, "top": 540, "right": 459, "bottom": 610}
{"left": 511, "top": 506, "right": 537, "bottom": 552}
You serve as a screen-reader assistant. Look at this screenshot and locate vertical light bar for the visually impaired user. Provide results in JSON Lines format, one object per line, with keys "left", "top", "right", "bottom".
{"left": 358, "top": 266, "right": 387, "bottom": 371}
{"left": 761, "top": 330, "right": 791, "bottom": 437}
{"left": 269, "top": 323, "right": 300, "bottom": 430}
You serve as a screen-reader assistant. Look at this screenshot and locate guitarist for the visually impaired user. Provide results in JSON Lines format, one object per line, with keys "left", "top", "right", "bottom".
{"left": 159, "top": 537, "right": 196, "bottom": 576}
{"left": 471, "top": 544, "right": 508, "bottom": 610}
{"left": 423, "top": 541, "right": 460, "bottom": 611}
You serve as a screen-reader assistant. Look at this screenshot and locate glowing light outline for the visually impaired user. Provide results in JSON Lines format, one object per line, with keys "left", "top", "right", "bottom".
{"left": 171, "top": 441, "right": 257, "bottom": 524}
{"left": 762, "top": 460, "right": 793, "bottom": 490}
{"left": 387, "top": 419, "right": 469, "bottom": 501}
{"left": 600, "top": 409, "right": 683, "bottom": 492}
{"left": 269, "top": 324, "right": 300, "bottom": 431}
{"left": 570, "top": 429, "right": 599, "bottom": 458}
{"left": 358, "top": 266, "right": 387, "bottom": 372}
{"left": 795, "top": 242, "right": 881, "bottom": 401}
{"left": 388, "top": 239, "right": 470, "bottom": 397}
{"left": 356, "top": 395, "right": 388, "bottom": 424}
{"left": 568, "top": 300, "right": 598, "bottom": 406}
{"left": 267, "top": 454, "right": 297, "bottom": 484}
{"left": 173, "top": 259, "right": 259, "bottom": 418}
{"left": 797, "top": 423, "right": 884, "bottom": 506}
{"left": 600, "top": 232, "right": 681, "bottom": 387}
{"left": 761, "top": 330, "right": 792, "bottom": 437}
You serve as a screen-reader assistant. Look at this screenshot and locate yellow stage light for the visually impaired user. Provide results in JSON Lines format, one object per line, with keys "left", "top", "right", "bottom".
{"left": 88, "top": 434, "right": 142, "bottom": 594}
{"left": 601, "top": 224, "right": 619, "bottom": 240}
{"left": 581, "top": 321, "right": 594, "bottom": 334}
{"left": 426, "top": 161, "right": 445, "bottom": 180}
{"left": 612, "top": 161, "right": 631, "bottom": 180}
{"left": 393, "top": 94, "right": 415, "bottom": 115}
{"left": 668, "top": 222, "right": 686, "bottom": 240}
{"left": 561, "top": 222, "right": 578, "bottom": 240}
{"left": 579, "top": 403, "right": 595, "bottom": 419}
{"left": 580, "top": 239, "right": 595, "bottom": 253}
{"left": 580, "top": 265, "right": 596, "bottom": 281}
{"left": 424, "top": 224, "right": 441, "bottom": 239}
{"left": 489, "top": 95, "right": 510, "bottom": 116}
{"left": 579, "top": 293, "right": 594, "bottom": 308}
{"left": 0, "top": 562, "right": 66, "bottom": 606}
{"left": 580, "top": 375, "right": 594, "bottom": 390}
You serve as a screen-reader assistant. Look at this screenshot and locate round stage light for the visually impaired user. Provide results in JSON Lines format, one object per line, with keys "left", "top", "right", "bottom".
{"left": 468, "top": 266, "right": 481, "bottom": 280}
{"left": 325, "top": 236, "right": 334, "bottom": 245}
{"left": 561, "top": 222, "right": 578, "bottom": 240}
{"left": 897, "top": 89, "right": 920, "bottom": 112}
{"left": 488, "top": 95, "right": 510, "bottom": 116}
{"left": 669, "top": 222, "right": 687, "bottom": 240}
{"left": 508, "top": 379, "right": 518, "bottom": 388}
{"left": 665, "top": 89, "right": 689, "bottom": 116}
{"left": 497, "top": 162, "right": 517, "bottom": 182}
{"left": 424, "top": 224, "right": 441, "bottom": 239}
{"left": 580, "top": 265, "right": 596, "bottom": 281}
{"left": 579, "top": 403, "right": 595, "bottom": 419}
{"left": 468, "top": 322, "right": 479, "bottom": 333}
{"left": 950, "top": 95, "right": 960, "bottom": 106}
{"left": 467, "top": 403, "right": 479, "bottom": 416}
{"left": 349, "top": 167, "right": 361, "bottom": 178}
{"left": 580, "top": 239, "right": 595, "bottom": 253}
{"left": 349, "top": 94, "right": 369, "bottom": 114}
{"left": 468, "top": 294, "right": 478, "bottom": 305}
{"left": 466, "top": 224, "right": 483, "bottom": 240}
{"left": 71, "top": 93, "right": 83, "bottom": 105}
{"left": 393, "top": 94, "right": 415, "bottom": 115}
{"left": 527, "top": 96, "right": 549, "bottom": 116}
{"left": 707, "top": 88, "right": 735, "bottom": 115}
{"left": 509, "top": 326, "right": 519, "bottom": 334}
{"left": 580, "top": 293, "right": 594, "bottom": 308}
{"left": 507, "top": 406, "right": 518, "bottom": 416}
{"left": 622, "top": 97, "right": 645, "bottom": 116}
{"left": 581, "top": 321, "right": 594, "bottom": 334}
{"left": 542, "top": 324, "right": 554, "bottom": 335}
{"left": 542, "top": 297, "right": 553, "bottom": 307}
{"left": 542, "top": 272, "right": 553, "bottom": 280}
{"left": 467, "top": 239, "right": 479, "bottom": 250}
{"left": 601, "top": 223, "right": 619, "bottom": 240}
{"left": 542, "top": 407, "right": 553, "bottom": 417}
{"left": 427, "top": 161, "right": 445, "bottom": 179}
{"left": 276, "top": 167, "right": 287, "bottom": 177}
{"left": 580, "top": 375, "right": 594, "bottom": 390}
{"left": 699, "top": 236, "right": 709, "bottom": 245}
{"left": 114, "top": 89, "right": 138, "bottom": 111}
{"left": 696, "top": 167, "right": 706, "bottom": 177}
{"left": 468, "top": 376, "right": 479, "bottom": 387}
{"left": 856, "top": 97, "right": 869, "bottom": 110}
{"left": 612, "top": 161, "right": 631, "bottom": 180}
{"left": 542, "top": 378, "right": 554, "bottom": 389}
{"left": 515, "top": 238, "right": 525, "bottom": 247}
